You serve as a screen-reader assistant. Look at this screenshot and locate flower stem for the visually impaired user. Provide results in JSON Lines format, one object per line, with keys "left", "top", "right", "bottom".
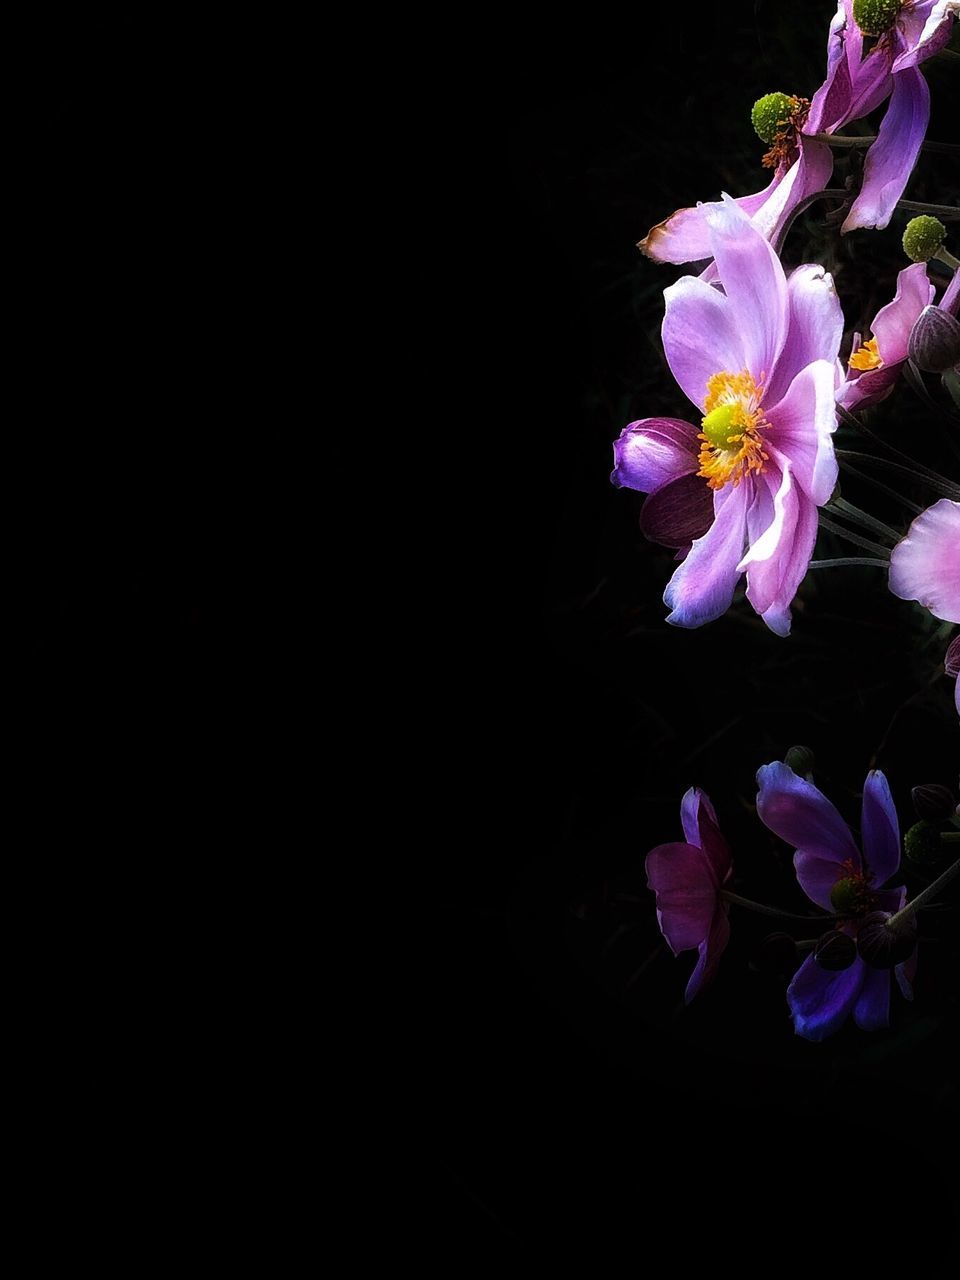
{"left": 943, "top": 832, "right": 960, "bottom": 844}
{"left": 935, "top": 248, "right": 960, "bottom": 270}
{"left": 886, "top": 858, "right": 960, "bottom": 929}
{"left": 826, "top": 497, "right": 900, "bottom": 543}
{"left": 835, "top": 459, "right": 924, "bottom": 515}
{"left": 808, "top": 557, "right": 889, "bottom": 569}
{"left": 818, "top": 514, "right": 892, "bottom": 558}
{"left": 835, "top": 451, "right": 960, "bottom": 502}
{"left": 805, "top": 135, "right": 960, "bottom": 160}
{"left": 720, "top": 890, "right": 836, "bottom": 924}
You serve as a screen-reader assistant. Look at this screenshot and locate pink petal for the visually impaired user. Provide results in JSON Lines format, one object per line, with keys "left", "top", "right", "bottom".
{"left": 892, "top": 1, "right": 957, "bottom": 71}
{"left": 766, "top": 265, "right": 844, "bottom": 407}
{"left": 806, "top": 1, "right": 858, "bottom": 135}
{"left": 872, "top": 263, "right": 937, "bottom": 366}
{"left": 645, "top": 841, "right": 719, "bottom": 953}
{"left": 889, "top": 499, "right": 960, "bottom": 624}
{"left": 704, "top": 196, "right": 788, "bottom": 384}
{"left": 739, "top": 461, "right": 818, "bottom": 636}
{"left": 640, "top": 472, "right": 715, "bottom": 548}
{"left": 940, "top": 271, "right": 959, "bottom": 319}
{"left": 756, "top": 761, "right": 862, "bottom": 910}
{"left": 638, "top": 180, "right": 783, "bottom": 265}
{"left": 842, "top": 67, "right": 931, "bottom": 233}
{"left": 684, "top": 909, "right": 731, "bottom": 1004}
{"left": 764, "top": 360, "right": 839, "bottom": 506}
{"left": 663, "top": 484, "right": 749, "bottom": 628}
{"left": 860, "top": 770, "right": 901, "bottom": 886}
{"left": 762, "top": 141, "right": 835, "bottom": 255}
{"left": 661, "top": 275, "right": 745, "bottom": 412}
{"left": 611, "top": 418, "right": 701, "bottom": 493}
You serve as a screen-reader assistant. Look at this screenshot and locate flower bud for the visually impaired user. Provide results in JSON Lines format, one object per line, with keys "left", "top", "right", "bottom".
{"left": 911, "top": 783, "right": 956, "bottom": 822}
{"left": 904, "top": 819, "right": 947, "bottom": 866}
{"left": 815, "top": 930, "right": 857, "bottom": 971}
{"left": 853, "top": 0, "right": 902, "bottom": 36}
{"left": 908, "top": 306, "right": 960, "bottom": 373}
{"left": 857, "top": 909, "right": 917, "bottom": 968}
{"left": 902, "top": 216, "right": 946, "bottom": 263}
{"left": 751, "top": 93, "right": 795, "bottom": 145}
{"left": 784, "top": 745, "right": 815, "bottom": 777}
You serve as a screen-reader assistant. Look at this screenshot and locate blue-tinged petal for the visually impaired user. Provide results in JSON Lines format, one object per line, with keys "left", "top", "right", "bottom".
{"left": 685, "top": 909, "right": 731, "bottom": 1004}
{"left": 788, "top": 951, "right": 865, "bottom": 1040}
{"left": 861, "top": 770, "right": 901, "bottom": 885}
{"left": 852, "top": 965, "right": 892, "bottom": 1031}
{"left": 663, "top": 484, "right": 749, "bottom": 629}
{"left": 611, "top": 418, "right": 701, "bottom": 493}
{"left": 842, "top": 67, "right": 930, "bottom": 233}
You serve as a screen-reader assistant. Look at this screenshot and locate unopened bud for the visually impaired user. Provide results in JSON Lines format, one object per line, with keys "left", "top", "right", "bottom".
{"left": 815, "top": 930, "right": 857, "bottom": 971}
{"left": 908, "top": 306, "right": 960, "bottom": 373}
{"left": 902, "top": 216, "right": 946, "bottom": 264}
{"left": 857, "top": 909, "right": 917, "bottom": 968}
{"left": 784, "top": 745, "right": 815, "bottom": 777}
{"left": 904, "top": 819, "right": 947, "bottom": 866}
{"left": 911, "top": 783, "right": 956, "bottom": 822}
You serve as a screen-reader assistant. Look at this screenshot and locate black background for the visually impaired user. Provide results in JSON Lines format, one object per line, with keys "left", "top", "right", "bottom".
{"left": 426, "top": 3, "right": 960, "bottom": 1260}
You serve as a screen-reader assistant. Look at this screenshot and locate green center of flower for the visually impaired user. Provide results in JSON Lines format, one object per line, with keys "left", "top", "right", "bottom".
{"left": 852, "top": 0, "right": 902, "bottom": 36}
{"left": 829, "top": 867, "right": 874, "bottom": 916}
{"left": 902, "top": 215, "right": 946, "bottom": 263}
{"left": 750, "top": 92, "right": 796, "bottom": 145}
{"left": 701, "top": 403, "right": 741, "bottom": 452}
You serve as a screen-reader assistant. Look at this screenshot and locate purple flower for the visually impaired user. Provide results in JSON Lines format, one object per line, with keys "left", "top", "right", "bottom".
{"left": 757, "top": 762, "right": 915, "bottom": 1041}
{"left": 612, "top": 197, "right": 842, "bottom": 634}
{"left": 946, "top": 635, "right": 960, "bottom": 715}
{"left": 838, "top": 262, "right": 935, "bottom": 409}
{"left": 646, "top": 787, "right": 732, "bottom": 1003}
{"left": 811, "top": 1, "right": 957, "bottom": 233}
{"left": 889, "top": 499, "right": 960, "bottom": 623}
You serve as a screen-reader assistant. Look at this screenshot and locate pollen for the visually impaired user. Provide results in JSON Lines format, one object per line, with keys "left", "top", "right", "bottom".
{"left": 758, "top": 95, "right": 810, "bottom": 172}
{"left": 697, "top": 370, "right": 770, "bottom": 491}
{"left": 849, "top": 337, "right": 883, "bottom": 372}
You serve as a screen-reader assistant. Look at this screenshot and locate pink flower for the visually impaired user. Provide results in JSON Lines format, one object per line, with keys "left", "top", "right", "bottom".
{"left": 888, "top": 499, "right": 960, "bottom": 623}
{"left": 646, "top": 788, "right": 732, "bottom": 1004}
{"left": 838, "top": 263, "right": 936, "bottom": 410}
{"left": 612, "top": 197, "right": 842, "bottom": 634}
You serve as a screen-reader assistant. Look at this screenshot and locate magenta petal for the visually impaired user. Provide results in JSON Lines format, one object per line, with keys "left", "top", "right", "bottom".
{"left": 860, "top": 770, "right": 901, "bottom": 886}
{"left": 756, "top": 761, "right": 862, "bottom": 910}
{"left": 806, "top": 2, "right": 858, "bottom": 135}
{"left": 611, "top": 418, "right": 701, "bottom": 493}
{"left": 684, "top": 910, "right": 730, "bottom": 1004}
{"left": 680, "top": 787, "right": 732, "bottom": 881}
{"left": 661, "top": 275, "right": 745, "bottom": 412}
{"left": 852, "top": 966, "right": 892, "bottom": 1031}
{"left": 640, "top": 472, "right": 714, "bottom": 548}
{"left": 739, "top": 462, "right": 818, "bottom": 637}
{"left": 889, "top": 499, "right": 960, "bottom": 624}
{"left": 872, "top": 263, "right": 937, "bottom": 366}
{"left": 645, "top": 842, "right": 719, "bottom": 954}
{"left": 837, "top": 362, "right": 901, "bottom": 412}
{"left": 842, "top": 68, "right": 931, "bottom": 233}
{"left": 766, "top": 265, "right": 844, "bottom": 407}
{"left": 945, "top": 635, "right": 960, "bottom": 678}
{"left": 765, "top": 361, "right": 839, "bottom": 506}
{"left": 663, "top": 485, "right": 749, "bottom": 628}
{"left": 704, "top": 196, "right": 788, "bottom": 383}
{"left": 787, "top": 951, "right": 866, "bottom": 1041}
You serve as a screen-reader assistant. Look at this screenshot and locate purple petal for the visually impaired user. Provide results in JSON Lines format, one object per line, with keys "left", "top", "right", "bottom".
{"left": 837, "top": 362, "right": 902, "bottom": 412}
{"left": 852, "top": 965, "right": 892, "bottom": 1031}
{"left": 945, "top": 635, "right": 960, "bottom": 678}
{"left": 763, "top": 142, "right": 835, "bottom": 256}
{"left": 940, "top": 271, "right": 959, "bottom": 319}
{"left": 860, "top": 770, "right": 902, "bottom": 886}
{"left": 680, "top": 785, "right": 716, "bottom": 847}
{"left": 640, "top": 472, "right": 715, "bottom": 548}
{"left": 684, "top": 909, "right": 730, "bottom": 1004}
{"left": 756, "top": 761, "right": 862, "bottom": 910}
{"left": 611, "top": 418, "right": 701, "bottom": 493}
{"left": 787, "top": 951, "right": 866, "bottom": 1041}
{"left": 765, "top": 360, "right": 839, "bottom": 506}
{"left": 889, "top": 499, "right": 960, "bottom": 624}
{"left": 704, "top": 196, "right": 788, "bottom": 384}
{"left": 892, "top": 1, "right": 957, "bottom": 71}
{"left": 739, "top": 461, "right": 819, "bottom": 637}
{"left": 872, "top": 263, "right": 937, "bottom": 367}
{"left": 663, "top": 484, "right": 749, "bottom": 628}
{"left": 806, "top": 2, "right": 858, "bottom": 135}
{"left": 680, "top": 787, "right": 732, "bottom": 881}
{"left": 766, "top": 265, "right": 844, "bottom": 407}
{"left": 842, "top": 68, "right": 931, "bottom": 233}
{"left": 645, "top": 841, "right": 719, "bottom": 953}
{"left": 638, "top": 179, "right": 784, "bottom": 265}
{"left": 661, "top": 275, "right": 745, "bottom": 412}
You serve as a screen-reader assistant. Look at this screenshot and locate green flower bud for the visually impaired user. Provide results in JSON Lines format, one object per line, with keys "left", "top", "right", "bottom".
{"left": 853, "top": 0, "right": 901, "bottom": 36}
{"left": 904, "top": 819, "right": 947, "bottom": 866}
{"left": 751, "top": 93, "right": 795, "bottom": 145}
{"left": 902, "top": 215, "right": 946, "bottom": 263}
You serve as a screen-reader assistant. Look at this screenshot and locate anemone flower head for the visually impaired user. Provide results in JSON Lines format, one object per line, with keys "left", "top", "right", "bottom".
{"left": 757, "top": 762, "right": 915, "bottom": 1041}
{"left": 646, "top": 787, "right": 732, "bottom": 1004}
{"left": 838, "top": 263, "right": 935, "bottom": 410}
{"left": 889, "top": 499, "right": 960, "bottom": 623}
{"left": 612, "top": 196, "right": 842, "bottom": 634}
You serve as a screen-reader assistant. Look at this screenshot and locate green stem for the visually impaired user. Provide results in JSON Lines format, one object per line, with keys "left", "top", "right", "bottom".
{"left": 898, "top": 200, "right": 960, "bottom": 218}
{"left": 818, "top": 514, "right": 892, "bottom": 558}
{"left": 835, "top": 459, "right": 924, "bottom": 516}
{"left": 720, "top": 890, "right": 836, "bottom": 925}
{"left": 886, "top": 858, "right": 960, "bottom": 929}
{"left": 827, "top": 497, "right": 900, "bottom": 543}
{"left": 835, "top": 451, "right": 960, "bottom": 502}
{"left": 804, "top": 135, "right": 960, "bottom": 160}
{"left": 934, "top": 248, "right": 960, "bottom": 271}
{"left": 808, "top": 557, "right": 889, "bottom": 569}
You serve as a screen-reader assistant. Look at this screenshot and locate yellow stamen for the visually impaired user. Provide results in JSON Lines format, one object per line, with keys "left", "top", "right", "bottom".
{"left": 697, "top": 369, "right": 770, "bottom": 491}
{"left": 848, "top": 336, "right": 882, "bottom": 372}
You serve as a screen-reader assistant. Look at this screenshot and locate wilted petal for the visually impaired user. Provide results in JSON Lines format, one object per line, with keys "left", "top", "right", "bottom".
{"left": 611, "top": 418, "right": 701, "bottom": 493}
{"left": 639, "top": 178, "right": 786, "bottom": 265}
{"left": 646, "top": 841, "right": 719, "bottom": 953}
{"left": 852, "top": 965, "right": 892, "bottom": 1031}
{"left": 889, "top": 499, "right": 960, "bottom": 623}
{"left": 756, "top": 761, "right": 862, "bottom": 909}
{"left": 765, "top": 361, "right": 839, "bottom": 505}
{"left": 892, "top": 0, "right": 958, "bottom": 71}
{"left": 663, "top": 484, "right": 749, "bottom": 628}
{"left": 704, "top": 196, "right": 788, "bottom": 383}
{"left": 640, "top": 472, "right": 715, "bottom": 548}
{"left": 662, "top": 275, "right": 745, "bottom": 412}
{"left": 861, "top": 770, "right": 901, "bottom": 886}
{"left": 685, "top": 910, "right": 731, "bottom": 1004}
{"left": 842, "top": 68, "right": 930, "bottom": 233}
{"left": 788, "top": 951, "right": 866, "bottom": 1041}
{"left": 766, "top": 266, "right": 844, "bottom": 407}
